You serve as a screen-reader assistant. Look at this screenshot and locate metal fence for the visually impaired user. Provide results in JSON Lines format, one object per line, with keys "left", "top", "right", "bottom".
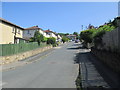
{"left": 0, "top": 42, "right": 47, "bottom": 56}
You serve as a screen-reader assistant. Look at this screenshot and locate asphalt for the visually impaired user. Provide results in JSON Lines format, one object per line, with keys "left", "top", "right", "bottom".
{"left": 2, "top": 42, "right": 79, "bottom": 88}
{"left": 1, "top": 42, "right": 119, "bottom": 89}
{"left": 1, "top": 48, "right": 55, "bottom": 72}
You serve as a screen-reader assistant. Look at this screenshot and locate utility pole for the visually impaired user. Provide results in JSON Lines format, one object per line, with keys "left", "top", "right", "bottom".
{"left": 81, "top": 25, "right": 83, "bottom": 30}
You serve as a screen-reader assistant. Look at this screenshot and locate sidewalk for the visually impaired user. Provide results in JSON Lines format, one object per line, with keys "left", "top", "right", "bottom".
{"left": 78, "top": 48, "right": 120, "bottom": 89}
{"left": 79, "top": 52, "right": 109, "bottom": 88}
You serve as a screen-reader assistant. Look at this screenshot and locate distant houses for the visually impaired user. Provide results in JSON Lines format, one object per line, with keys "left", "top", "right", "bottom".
{"left": 44, "top": 29, "right": 57, "bottom": 39}
{"left": 66, "top": 34, "right": 76, "bottom": 41}
{"left": 0, "top": 18, "right": 62, "bottom": 44}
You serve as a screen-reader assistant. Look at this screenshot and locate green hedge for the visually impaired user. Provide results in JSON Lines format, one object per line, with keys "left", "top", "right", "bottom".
{"left": 80, "top": 23, "right": 116, "bottom": 46}
{"left": 0, "top": 42, "right": 47, "bottom": 56}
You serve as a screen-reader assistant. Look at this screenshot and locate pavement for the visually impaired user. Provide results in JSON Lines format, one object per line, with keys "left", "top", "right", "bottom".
{"left": 75, "top": 46, "right": 120, "bottom": 89}
{"left": 1, "top": 42, "right": 79, "bottom": 88}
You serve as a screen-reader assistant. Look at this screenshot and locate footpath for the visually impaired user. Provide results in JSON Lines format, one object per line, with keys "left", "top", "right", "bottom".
{"left": 77, "top": 48, "right": 120, "bottom": 89}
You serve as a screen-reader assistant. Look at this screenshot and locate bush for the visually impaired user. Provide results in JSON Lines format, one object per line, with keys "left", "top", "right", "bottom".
{"left": 52, "top": 43, "right": 58, "bottom": 47}
{"left": 42, "top": 37, "right": 48, "bottom": 42}
{"left": 62, "top": 36, "right": 69, "bottom": 43}
{"left": 32, "top": 31, "right": 44, "bottom": 45}
{"left": 47, "top": 37, "right": 56, "bottom": 45}
{"left": 93, "top": 30, "right": 105, "bottom": 44}
{"left": 92, "top": 24, "right": 115, "bottom": 45}
{"left": 80, "top": 29, "right": 96, "bottom": 43}
{"left": 80, "top": 22, "right": 116, "bottom": 48}
{"left": 29, "top": 37, "right": 35, "bottom": 42}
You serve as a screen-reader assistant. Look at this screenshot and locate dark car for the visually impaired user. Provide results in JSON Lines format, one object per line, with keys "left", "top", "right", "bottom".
{"left": 75, "top": 40, "right": 78, "bottom": 43}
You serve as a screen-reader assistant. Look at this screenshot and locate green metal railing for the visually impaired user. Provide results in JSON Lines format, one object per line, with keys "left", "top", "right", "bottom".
{"left": 0, "top": 42, "right": 47, "bottom": 56}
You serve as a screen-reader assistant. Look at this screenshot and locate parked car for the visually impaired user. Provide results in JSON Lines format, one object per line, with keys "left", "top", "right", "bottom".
{"left": 75, "top": 40, "right": 78, "bottom": 43}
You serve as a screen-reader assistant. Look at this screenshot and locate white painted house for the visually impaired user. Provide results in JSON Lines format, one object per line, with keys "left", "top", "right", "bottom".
{"left": 23, "top": 26, "right": 61, "bottom": 41}
{"left": 56, "top": 34, "right": 62, "bottom": 42}
{"left": 23, "top": 26, "right": 41, "bottom": 40}
{"left": 23, "top": 25, "right": 49, "bottom": 40}
{"left": 44, "top": 29, "right": 57, "bottom": 39}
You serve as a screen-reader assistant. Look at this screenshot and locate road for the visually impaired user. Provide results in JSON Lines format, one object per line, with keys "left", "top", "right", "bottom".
{"left": 2, "top": 42, "right": 79, "bottom": 88}
{"left": 2, "top": 42, "right": 119, "bottom": 89}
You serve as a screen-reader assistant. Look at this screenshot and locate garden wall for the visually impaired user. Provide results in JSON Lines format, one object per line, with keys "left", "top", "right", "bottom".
{"left": 91, "top": 48, "right": 120, "bottom": 73}
{"left": 0, "top": 45, "right": 52, "bottom": 65}
{"left": 101, "top": 27, "right": 120, "bottom": 53}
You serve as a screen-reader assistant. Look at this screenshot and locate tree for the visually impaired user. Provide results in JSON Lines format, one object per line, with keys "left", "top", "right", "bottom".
{"left": 34, "top": 31, "right": 44, "bottom": 45}
{"left": 80, "top": 29, "right": 95, "bottom": 44}
{"left": 80, "top": 20, "right": 116, "bottom": 48}
{"left": 73, "top": 32, "right": 78, "bottom": 36}
{"left": 111, "top": 17, "right": 120, "bottom": 28}
{"left": 62, "top": 36, "right": 69, "bottom": 43}
{"left": 65, "top": 33, "right": 69, "bottom": 36}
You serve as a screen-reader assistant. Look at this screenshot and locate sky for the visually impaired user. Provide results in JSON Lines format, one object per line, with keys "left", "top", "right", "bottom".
{"left": 2, "top": 2, "right": 118, "bottom": 34}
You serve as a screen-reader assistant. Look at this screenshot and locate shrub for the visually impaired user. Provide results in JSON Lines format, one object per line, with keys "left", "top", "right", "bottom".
{"left": 42, "top": 37, "right": 48, "bottom": 42}
{"left": 80, "top": 22, "right": 116, "bottom": 48}
{"left": 33, "top": 31, "right": 44, "bottom": 45}
{"left": 80, "top": 29, "right": 96, "bottom": 43}
{"left": 47, "top": 37, "right": 56, "bottom": 45}
{"left": 29, "top": 37, "right": 35, "bottom": 42}
{"left": 52, "top": 43, "right": 58, "bottom": 47}
{"left": 93, "top": 30, "right": 106, "bottom": 46}
{"left": 92, "top": 24, "right": 115, "bottom": 45}
{"left": 62, "top": 36, "right": 69, "bottom": 43}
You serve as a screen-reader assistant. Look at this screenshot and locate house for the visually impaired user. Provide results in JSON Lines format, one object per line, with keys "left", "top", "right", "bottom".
{"left": 23, "top": 25, "right": 42, "bottom": 40}
{"left": 55, "top": 34, "right": 62, "bottom": 42}
{"left": 23, "top": 26, "right": 52, "bottom": 40}
{"left": 66, "top": 34, "right": 76, "bottom": 41}
{"left": 44, "top": 29, "right": 57, "bottom": 39}
{"left": 0, "top": 18, "right": 24, "bottom": 44}
{"left": 43, "top": 31, "right": 50, "bottom": 38}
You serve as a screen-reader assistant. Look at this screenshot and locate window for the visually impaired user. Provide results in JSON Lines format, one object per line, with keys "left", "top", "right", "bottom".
{"left": 12, "top": 28, "right": 15, "bottom": 33}
{"left": 18, "top": 29, "right": 20, "bottom": 34}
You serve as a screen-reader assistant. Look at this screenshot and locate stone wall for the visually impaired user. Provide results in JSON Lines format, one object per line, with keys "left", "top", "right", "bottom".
{"left": 101, "top": 27, "right": 120, "bottom": 53}
{"left": 0, "top": 45, "right": 52, "bottom": 65}
{"left": 91, "top": 48, "right": 120, "bottom": 73}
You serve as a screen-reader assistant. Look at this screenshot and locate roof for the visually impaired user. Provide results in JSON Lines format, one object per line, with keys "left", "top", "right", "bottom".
{"left": 24, "top": 26, "right": 42, "bottom": 30}
{"left": 44, "top": 30, "right": 57, "bottom": 35}
{"left": 0, "top": 17, "right": 24, "bottom": 30}
{"left": 44, "top": 30, "right": 53, "bottom": 33}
